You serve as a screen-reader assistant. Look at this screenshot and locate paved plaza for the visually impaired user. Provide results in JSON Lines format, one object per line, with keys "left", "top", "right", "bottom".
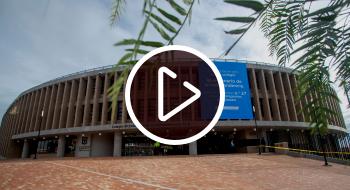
{"left": 0, "top": 154, "right": 350, "bottom": 190}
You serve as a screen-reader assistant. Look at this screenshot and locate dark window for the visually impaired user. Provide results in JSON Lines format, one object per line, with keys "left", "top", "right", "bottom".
{"left": 247, "top": 70, "right": 252, "bottom": 89}
{"left": 80, "top": 105, "right": 85, "bottom": 126}
{"left": 107, "top": 102, "right": 112, "bottom": 123}
{"left": 255, "top": 71, "right": 261, "bottom": 90}
{"left": 100, "top": 76, "right": 105, "bottom": 95}
{"left": 278, "top": 99, "right": 283, "bottom": 119}
{"left": 91, "top": 78, "right": 96, "bottom": 92}
{"left": 98, "top": 103, "right": 103, "bottom": 122}
{"left": 109, "top": 74, "right": 114, "bottom": 87}
{"left": 273, "top": 73, "right": 279, "bottom": 92}
{"left": 264, "top": 72, "right": 269, "bottom": 91}
{"left": 269, "top": 99, "right": 274, "bottom": 119}
{"left": 117, "top": 101, "right": 123, "bottom": 120}
{"left": 82, "top": 78, "right": 88, "bottom": 99}
{"left": 259, "top": 98, "right": 264, "bottom": 118}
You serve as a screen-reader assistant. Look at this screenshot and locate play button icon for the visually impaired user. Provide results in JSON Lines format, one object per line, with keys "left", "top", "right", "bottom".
{"left": 158, "top": 66, "right": 201, "bottom": 122}
{"left": 125, "top": 45, "right": 225, "bottom": 145}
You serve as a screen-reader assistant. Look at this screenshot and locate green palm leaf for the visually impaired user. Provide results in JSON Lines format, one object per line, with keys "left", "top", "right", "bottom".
{"left": 167, "top": 0, "right": 187, "bottom": 15}
{"left": 215, "top": 17, "right": 255, "bottom": 23}
{"left": 114, "top": 39, "right": 164, "bottom": 47}
{"left": 224, "top": 0, "right": 264, "bottom": 12}
{"left": 149, "top": 19, "right": 171, "bottom": 41}
{"left": 156, "top": 7, "right": 182, "bottom": 25}
{"left": 145, "top": 11, "right": 177, "bottom": 33}
{"left": 224, "top": 28, "right": 247, "bottom": 34}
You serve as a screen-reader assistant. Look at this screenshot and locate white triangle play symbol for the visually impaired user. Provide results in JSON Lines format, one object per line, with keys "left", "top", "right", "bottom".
{"left": 158, "top": 66, "right": 201, "bottom": 122}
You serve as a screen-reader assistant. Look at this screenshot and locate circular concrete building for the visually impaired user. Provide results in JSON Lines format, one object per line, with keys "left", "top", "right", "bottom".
{"left": 0, "top": 60, "right": 347, "bottom": 159}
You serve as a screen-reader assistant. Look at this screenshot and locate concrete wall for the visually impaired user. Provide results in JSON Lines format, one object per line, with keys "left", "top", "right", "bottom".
{"left": 91, "top": 133, "right": 114, "bottom": 157}
{"left": 75, "top": 134, "right": 91, "bottom": 157}
{"left": 1, "top": 62, "right": 347, "bottom": 158}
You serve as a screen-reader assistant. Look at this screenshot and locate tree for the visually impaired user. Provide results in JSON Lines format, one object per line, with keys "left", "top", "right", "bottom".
{"left": 109, "top": 0, "right": 349, "bottom": 137}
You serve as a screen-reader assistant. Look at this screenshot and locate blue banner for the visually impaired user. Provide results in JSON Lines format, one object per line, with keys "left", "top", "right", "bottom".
{"left": 214, "top": 61, "right": 253, "bottom": 119}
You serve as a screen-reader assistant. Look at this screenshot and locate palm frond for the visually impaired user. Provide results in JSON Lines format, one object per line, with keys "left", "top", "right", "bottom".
{"left": 110, "top": 0, "right": 126, "bottom": 25}
{"left": 109, "top": 0, "right": 195, "bottom": 112}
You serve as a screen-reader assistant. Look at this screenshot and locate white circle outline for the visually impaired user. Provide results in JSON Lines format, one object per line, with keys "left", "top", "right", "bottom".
{"left": 125, "top": 45, "right": 225, "bottom": 145}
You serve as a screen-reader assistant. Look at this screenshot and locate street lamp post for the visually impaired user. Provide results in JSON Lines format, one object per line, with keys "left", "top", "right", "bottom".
{"left": 34, "top": 110, "right": 44, "bottom": 159}
{"left": 253, "top": 106, "right": 261, "bottom": 155}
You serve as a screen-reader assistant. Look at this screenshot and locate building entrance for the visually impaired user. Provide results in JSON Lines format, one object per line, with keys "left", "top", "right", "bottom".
{"left": 198, "top": 130, "right": 262, "bottom": 154}
{"left": 197, "top": 132, "right": 237, "bottom": 154}
{"left": 64, "top": 135, "right": 77, "bottom": 157}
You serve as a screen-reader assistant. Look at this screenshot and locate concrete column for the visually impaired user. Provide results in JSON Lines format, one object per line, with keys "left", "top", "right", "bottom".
{"left": 330, "top": 94, "right": 342, "bottom": 127}
{"left": 15, "top": 97, "right": 24, "bottom": 134}
{"left": 0, "top": 116, "right": 9, "bottom": 155}
{"left": 113, "top": 132, "right": 122, "bottom": 157}
{"left": 261, "top": 129, "right": 268, "bottom": 153}
{"left": 189, "top": 141, "right": 197, "bottom": 155}
{"left": 92, "top": 75, "right": 101, "bottom": 125}
{"left": 7, "top": 114, "right": 17, "bottom": 153}
{"left": 101, "top": 73, "right": 110, "bottom": 125}
{"left": 111, "top": 72, "right": 118, "bottom": 124}
{"left": 324, "top": 91, "right": 336, "bottom": 125}
{"left": 284, "top": 74, "right": 297, "bottom": 121}
{"left": 266, "top": 71, "right": 281, "bottom": 121}
{"left": 290, "top": 75, "right": 305, "bottom": 122}
{"left": 25, "top": 92, "right": 35, "bottom": 132}
{"left": 121, "top": 84, "right": 127, "bottom": 124}
{"left": 334, "top": 97, "right": 346, "bottom": 128}
{"left": 46, "top": 85, "right": 57, "bottom": 130}
{"left": 41, "top": 87, "right": 51, "bottom": 130}
{"left": 29, "top": 90, "right": 40, "bottom": 132}
{"left": 21, "top": 140, "right": 29, "bottom": 158}
{"left": 59, "top": 81, "right": 71, "bottom": 128}
{"left": 19, "top": 94, "right": 30, "bottom": 134}
{"left": 332, "top": 92, "right": 344, "bottom": 127}
{"left": 1, "top": 116, "right": 11, "bottom": 155}
{"left": 258, "top": 70, "right": 272, "bottom": 121}
{"left": 303, "top": 93, "right": 311, "bottom": 122}
{"left": 66, "top": 80, "right": 78, "bottom": 128}
{"left": 83, "top": 77, "right": 93, "bottom": 126}
{"left": 52, "top": 83, "right": 64, "bottom": 129}
{"left": 74, "top": 78, "right": 86, "bottom": 127}
{"left": 34, "top": 88, "right": 45, "bottom": 131}
{"left": 276, "top": 72, "right": 289, "bottom": 121}
{"left": 249, "top": 68, "right": 262, "bottom": 120}
{"left": 14, "top": 98, "right": 25, "bottom": 135}
{"left": 57, "top": 135, "right": 65, "bottom": 157}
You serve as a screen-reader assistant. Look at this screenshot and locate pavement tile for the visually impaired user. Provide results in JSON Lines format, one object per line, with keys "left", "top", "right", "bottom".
{"left": 0, "top": 154, "right": 349, "bottom": 190}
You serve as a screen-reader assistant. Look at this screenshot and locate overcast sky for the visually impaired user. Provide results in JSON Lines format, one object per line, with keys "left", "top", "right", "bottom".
{"left": 0, "top": 0, "right": 349, "bottom": 128}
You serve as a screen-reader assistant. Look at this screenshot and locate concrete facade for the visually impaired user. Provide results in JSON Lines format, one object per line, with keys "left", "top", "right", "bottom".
{"left": 189, "top": 141, "right": 197, "bottom": 155}
{"left": 113, "top": 132, "right": 122, "bottom": 157}
{"left": 57, "top": 135, "right": 65, "bottom": 157}
{"left": 0, "top": 61, "right": 347, "bottom": 158}
{"left": 75, "top": 134, "right": 91, "bottom": 157}
{"left": 21, "top": 140, "right": 29, "bottom": 158}
{"left": 91, "top": 133, "right": 113, "bottom": 157}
